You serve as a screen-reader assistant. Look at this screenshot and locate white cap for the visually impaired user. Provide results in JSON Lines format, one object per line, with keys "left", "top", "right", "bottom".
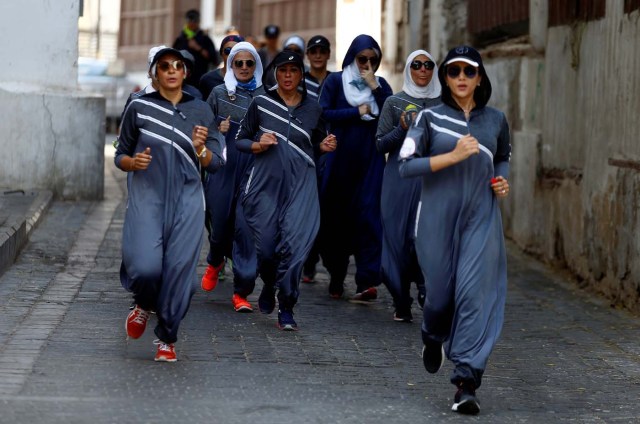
{"left": 148, "top": 45, "right": 168, "bottom": 70}
{"left": 444, "top": 57, "right": 479, "bottom": 67}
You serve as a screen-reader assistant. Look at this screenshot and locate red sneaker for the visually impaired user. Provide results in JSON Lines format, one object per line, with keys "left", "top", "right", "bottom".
{"left": 349, "top": 287, "right": 378, "bottom": 304}
{"left": 201, "top": 262, "right": 224, "bottom": 291}
{"left": 154, "top": 340, "right": 177, "bottom": 362}
{"left": 232, "top": 293, "right": 253, "bottom": 313}
{"left": 125, "top": 305, "right": 150, "bottom": 339}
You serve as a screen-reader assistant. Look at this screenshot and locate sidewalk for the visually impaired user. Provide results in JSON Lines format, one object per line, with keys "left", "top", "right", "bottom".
{"left": 0, "top": 189, "right": 52, "bottom": 277}
{"left": 0, "top": 147, "right": 639, "bottom": 423}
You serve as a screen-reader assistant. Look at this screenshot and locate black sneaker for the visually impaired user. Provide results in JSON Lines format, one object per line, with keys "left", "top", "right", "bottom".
{"left": 258, "top": 285, "right": 276, "bottom": 314}
{"left": 417, "top": 292, "right": 426, "bottom": 309}
{"left": 421, "top": 339, "right": 444, "bottom": 373}
{"left": 277, "top": 309, "right": 298, "bottom": 331}
{"left": 328, "top": 279, "right": 344, "bottom": 299}
{"left": 393, "top": 306, "right": 413, "bottom": 323}
{"left": 451, "top": 382, "right": 480, "bottom": 415}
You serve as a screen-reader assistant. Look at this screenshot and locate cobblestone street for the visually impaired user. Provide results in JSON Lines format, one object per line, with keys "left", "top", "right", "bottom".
{"left": 0, "top": 147, "right": 639, "bottom": 423}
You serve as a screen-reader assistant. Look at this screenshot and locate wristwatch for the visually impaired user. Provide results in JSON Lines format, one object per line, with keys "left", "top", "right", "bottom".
{"left": 198, "top": 147, "right": 207, "bottom": 158}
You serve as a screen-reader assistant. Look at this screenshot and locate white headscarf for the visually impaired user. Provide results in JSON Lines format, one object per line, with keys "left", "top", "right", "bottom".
{"left": 224, "top": 42, "right": 263, "bottom": 97}
{"left": 342, "top": 61, "right": 380, "bottom": 121}
{"left": 402, "top": 50, "right": 441, "bottom": 99}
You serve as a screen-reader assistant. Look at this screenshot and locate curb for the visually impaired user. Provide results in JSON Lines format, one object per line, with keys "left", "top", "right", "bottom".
{"left": 0, "top": 190, "right": 53, "bottom": 277}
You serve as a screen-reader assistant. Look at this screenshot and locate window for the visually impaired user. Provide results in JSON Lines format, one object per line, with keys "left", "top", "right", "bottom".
{"left": 468, "top": 0, "right": 529, "bottom": 47}
{"left": 548, "top": 0, "right": 606, "bottom": 26}
{"left": 625, "top": 0, "right": 640, "bottom": 13}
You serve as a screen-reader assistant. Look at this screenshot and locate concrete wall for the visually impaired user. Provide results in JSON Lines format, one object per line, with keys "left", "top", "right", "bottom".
{"left": 494, "top": 3, "right": 640, "bottom": 311}
{"left": 0, "top": 0, "right": 105, "bottom": 200}
{"left": 416, "top": 1, "right": 640, "bottom": 311}
{"left": 538, "top": 3, "right": 639, "bottom": 309}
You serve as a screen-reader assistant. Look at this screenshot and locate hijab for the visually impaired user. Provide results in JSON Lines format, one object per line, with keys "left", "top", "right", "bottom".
{"left": 224, "top": 42, "right": 263, "bottom": 98}
{"left": 402, "top": 50, "right": 441, "bottom": 99}
{"left": 340, "top": 35, "right": 383, "bottom": 121}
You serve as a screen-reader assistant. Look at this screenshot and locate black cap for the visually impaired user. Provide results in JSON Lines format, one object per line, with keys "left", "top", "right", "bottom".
{"left": 264, "top": 24, "right": 280, "bottom": 39}
{"left": 262, "top": 50, "right": 306, "bottom": 93}
{"left": 186, "top": 9, "right": 200, "bottom": 22}
{"left": 271, "top": 50, "right": 304, "bottom": 69}
{"left": 150, "top": 47, "right": 186, "bottom": 69}
{"left": 306, "top": 35, "right": 330, "bottom": 51}
{"left": 438, "top": 45, "right": 492, "bottom": 109}
{"left": 442, "top": 45, "right": 482, "bottom": 68}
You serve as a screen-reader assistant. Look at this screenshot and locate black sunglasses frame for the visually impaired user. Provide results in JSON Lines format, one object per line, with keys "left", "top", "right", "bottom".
{"left": 234, "top": 59, "right": 256, "bottom": 68}
{"left": 410, "top": 60, "right": 435, "bottom": 71}
{"left": 356, "top": 55, "right": 379, "bottom": 67}
{"left": 446, "top": 65, "right": 478, "bottom": 78}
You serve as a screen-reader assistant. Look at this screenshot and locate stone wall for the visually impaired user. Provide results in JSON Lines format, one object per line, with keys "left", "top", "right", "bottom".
{"left": 492, "top": 3, "right": 640, "bottom": 311}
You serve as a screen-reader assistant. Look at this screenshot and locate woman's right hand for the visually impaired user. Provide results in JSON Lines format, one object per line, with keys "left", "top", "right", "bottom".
{"left": 254, "top": 132, "right": 278, "bottom": 153}
{"left": 358, "top": 104, "right": 371, "bottom": 116}
{"left": 452, "top": 135, "right": 479, "bottom": 162}
{"left": 129, "top": 147, "right": 152, "bottom": 171}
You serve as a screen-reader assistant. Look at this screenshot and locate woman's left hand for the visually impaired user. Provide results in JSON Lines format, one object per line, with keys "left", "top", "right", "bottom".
{"left": 192, "top": 125, "right": 208, "bottom": 151}
{"left": 491, "top": 176, "right": 510, "bottom": 198}
{"left": 320, "top": 134, "right": 337, "bottom": 152}
{"left": 361, "top": 68, "right": 378, "bottom": 90}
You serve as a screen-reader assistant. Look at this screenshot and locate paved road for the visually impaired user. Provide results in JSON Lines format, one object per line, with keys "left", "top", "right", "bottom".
{"left": 0, "top": 146, "right": 638, "bottom": 423}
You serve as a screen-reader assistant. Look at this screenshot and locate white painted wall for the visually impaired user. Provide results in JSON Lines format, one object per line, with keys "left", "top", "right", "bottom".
{"left": 1, "top": 1, "right": 79, "bottom": 89}
{"left": 335, "top": 0, "right": 382, "bottom": 69}
{"left": 0, "top": 0, "right": 105, "bottom": 199}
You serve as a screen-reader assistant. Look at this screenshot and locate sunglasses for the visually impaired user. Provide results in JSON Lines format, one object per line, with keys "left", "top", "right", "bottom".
{"left": 157, "top": 60, "right": 184, "bottom": 72}
{"left": 446, "top": 65, "right": 478, "bottom": 78}
{"left": 234, "top": 59, "right": 255, "bottom": 68}
{"left": 410, "top": 60, "right": 435, "bottom": 71}
{"left": 223, "top": 46, "right": 232, "bottom": 56}
{"left": 356, "top": 55, "right": 379, "bottom": 67}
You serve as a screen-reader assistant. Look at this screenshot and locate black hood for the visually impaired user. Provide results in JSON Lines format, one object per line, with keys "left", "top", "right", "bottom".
{"left": 438, "top": 45, "right": 492, "bottom": 109}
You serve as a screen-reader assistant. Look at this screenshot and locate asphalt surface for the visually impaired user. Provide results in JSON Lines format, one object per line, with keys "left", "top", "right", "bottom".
{"left": 0, "top": 144, "right": 638, "bottom": 423}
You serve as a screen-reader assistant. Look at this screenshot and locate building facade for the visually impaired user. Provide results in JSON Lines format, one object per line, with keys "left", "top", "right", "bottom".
{"left": 389, "top": 0, "right": 640, "bottom": 312}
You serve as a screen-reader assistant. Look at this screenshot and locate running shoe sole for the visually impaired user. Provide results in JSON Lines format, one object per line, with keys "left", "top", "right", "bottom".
{"left": 422, "top": 343, "right": 445, "bottom": 374}
{"left": 235, "top": 305, "right": 253, "bottom": 313}
{"left": 154, "top": 356, "right": 177, "bottom": 363}
{"left": 452, "top": 397, "right": 480, "bottom": 415}
{"left": 277, "top": 323, "right": 298, "bottom": 331}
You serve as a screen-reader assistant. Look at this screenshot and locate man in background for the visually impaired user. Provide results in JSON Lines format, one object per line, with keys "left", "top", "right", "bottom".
{"left": 258, "top": 24, "right": 281, "bottom": 68}
{"left": 173, "top": 9, "right": 220, "bottom": 88}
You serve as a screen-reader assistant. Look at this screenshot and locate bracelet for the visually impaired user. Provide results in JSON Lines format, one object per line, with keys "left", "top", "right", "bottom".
{"left": 197, "top": 146, "right": 207, "bottom": 158}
